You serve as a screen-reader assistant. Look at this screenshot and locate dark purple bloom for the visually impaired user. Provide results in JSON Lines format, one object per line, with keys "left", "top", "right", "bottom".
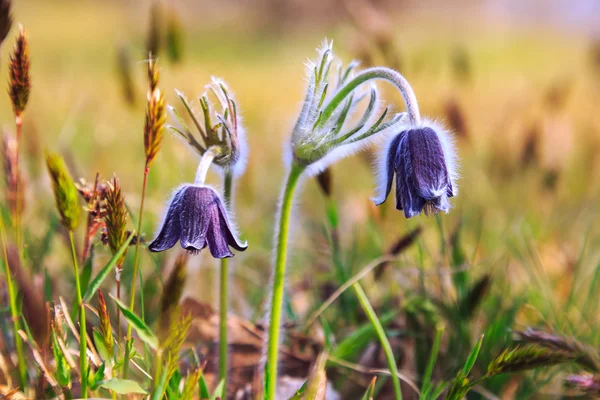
{"left": 374, "top": 123, "right": 458, "bottom": 218}
{"left": 149, "top": 185, "right": 247, "bottom": 258}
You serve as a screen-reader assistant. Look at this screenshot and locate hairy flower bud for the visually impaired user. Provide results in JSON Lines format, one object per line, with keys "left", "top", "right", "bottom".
{"left": 169, "top": 78, "right": 247, "bottom": 176}
{"left": 45, "top": 152, "right": 81, "bottom": 230}
{"left": 148, "top": 185, "right": 247, "bottom": 258}
{"left": 8, "top": 25, "right": 30, "bottom": 118}
{"left": 373, "top": 120, "right": 458, "bottom": 218}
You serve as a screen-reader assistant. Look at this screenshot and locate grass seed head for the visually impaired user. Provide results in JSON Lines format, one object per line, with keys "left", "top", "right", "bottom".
{"left": 96, "top": 289, "right": 114, "bottom": 356}
{"left": 45, "top": 152, "right": 80, "bottom": 231}
{"left": 144, "top": 58, "right": 166, "bottom": 167}
{"left": 8, "top": 24, "right": 30, "bottom": 118}
{"left": 159, "top": 254, "right": 188, "bottom": 338}
{"left": 104, "top": 175, "right": 128, "bottom": 265}
{"left": 487, "top": 344, "right": 575, "bottom": 377}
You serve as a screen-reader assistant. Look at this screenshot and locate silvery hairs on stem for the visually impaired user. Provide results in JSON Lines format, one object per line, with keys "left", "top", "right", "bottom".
{"left": 289, "top": 39, "right": 410, "bottom": 176}
{"left": 168, "top": 77, "right": 248, "bottom": 178}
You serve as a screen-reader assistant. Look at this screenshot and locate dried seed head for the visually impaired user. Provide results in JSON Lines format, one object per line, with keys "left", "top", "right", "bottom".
{"left": 76, "top": 176, "right": 108, "bottom": 239}
{"left": 147, "top": 1, "right": 162, "bottom": 58}
{"left": 117, "top": 44, "right": 136, "bottom": 106}
{"left": 104, "top": 176, "right": 128, "bottom": 265}
{"left": 96, "top": 289, "right": 114, "bottom": 356}
{"left": 166, "top": 6, "right": 183, "bottom": 64}
{"left": 2, "top": 129, "right": 23, "bottom": 216}
{"left": 144, "top": 58, "right": 166, "bottom": 167}
{"left": 8, "top": 25, "right": 30, "bottom": 118}
{"left": 0, "top": 0, "right": 12, "bottom": 46}
{"left": 315, "top": 168, "right": 332, "bottom": 198}
{"left": 566, "top": 374, "right": 600, "bottom": 395}
{"left": 487, "top": 344, "right": 575, "bottom": 377}
{"left": 45, "top": 152, "right": 80, "bottom": 231}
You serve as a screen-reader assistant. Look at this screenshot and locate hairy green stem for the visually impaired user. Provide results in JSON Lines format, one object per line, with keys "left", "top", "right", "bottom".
{"left": 265, "top": 162, "right": 304, "bottom": 400}
{"left": 352, "top": 283, "right": 402, "bottom": 400}
{"left": 0, "top": 218, "right": 27, "bottom": 387}
{"left": 219, "top": 171, "right": 233, "bottom": 387}
{"left": 69, "top": 230, "right": 87, "bottom": 398}
{"left": 319, "top": 67, "right": 421, "bottom": 127}
{"left": 123, "top": 165, "right": 149, "bottom": 378}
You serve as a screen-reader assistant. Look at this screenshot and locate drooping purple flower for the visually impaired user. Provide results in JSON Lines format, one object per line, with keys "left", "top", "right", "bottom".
{"left": 148, "top": 185, "right": 247, "bottom": 258}
{"left": 373, "top": 121, "right": 458, "bottom": 218}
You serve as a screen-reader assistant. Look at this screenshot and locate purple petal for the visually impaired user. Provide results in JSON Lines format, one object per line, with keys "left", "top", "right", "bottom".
{"left": 148, "top": 189, "right": 184, "bottom": 252}
{"left": 216, "top": 199, "right": 248, "bottom": 252}
{"left": 407, "top": 127, "right": 450, "bottom": 200}
{"left": 179, "top": 186, "right": 211, "bottom": 252}
{"left": 375, "top": 132, "right": 404, "bottom": 206}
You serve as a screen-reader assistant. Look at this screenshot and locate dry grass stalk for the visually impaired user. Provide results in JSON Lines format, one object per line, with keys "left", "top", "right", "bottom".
{"left": 2, "top": 129, "right": 23, "bottom": 217}
{"left": 159, "top": 254, "right": 188, "bottom": 339}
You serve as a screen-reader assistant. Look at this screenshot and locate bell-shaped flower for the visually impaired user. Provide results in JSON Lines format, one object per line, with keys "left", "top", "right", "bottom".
{"left": 290, "top": 40, "right": 408, "bottom": 175}
{"left": 373, "top": 120, "right": 458, "bottom": 218}
{"left": 148, "top": 184, "right": 247, "bottom": 258}
{"left": 168, "top": 78, "right": 248, "bottom": 177}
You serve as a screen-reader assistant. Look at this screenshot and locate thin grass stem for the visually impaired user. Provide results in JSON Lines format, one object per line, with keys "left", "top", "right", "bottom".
{"left": 69, "top": 230, "right": 87, "bottom": 398}
{"left": 352, "top": 282, "right": 402, "bottom": 400}
{"left": 123, "top": 164, "right": 149, "bottom": 378}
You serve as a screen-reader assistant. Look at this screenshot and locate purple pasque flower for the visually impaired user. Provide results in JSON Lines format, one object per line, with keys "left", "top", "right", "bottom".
{"left": 373, "top": 120, "right": 458, "bottom": 218}
{"left": 148, "top": 185, "right": 247, "bottom": 258}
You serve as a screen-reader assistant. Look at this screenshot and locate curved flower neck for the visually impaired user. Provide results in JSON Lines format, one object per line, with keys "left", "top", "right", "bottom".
{"left": 194, "top": 146, "right": 219, "bottom": 185}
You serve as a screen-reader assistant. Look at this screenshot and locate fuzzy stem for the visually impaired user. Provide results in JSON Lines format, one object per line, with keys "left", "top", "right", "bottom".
{"left": 218, "top": 171, "right": 233, "bottom": 388}
{"left": 194, "top": 147, "right": 218, "bottom": 185}
{"left": 69, "top": 230, "right": 88, "bottom": 398}
{"left": 319, "top": 67, "right": 421, "bottom": 127}
{"left": 265, "top": 162, "right": 304, "bottom": 400}
{"left": 0, "top": 217, "right": 27, "bottom": 387}
{"left": 123, "top": 164, "right": 149, "bottom": 378}
{"left": 352, "top": 282, "right": 402, "bottom": 400}
{"left": 14, "top": 115, "right": 22, "bottom": 257}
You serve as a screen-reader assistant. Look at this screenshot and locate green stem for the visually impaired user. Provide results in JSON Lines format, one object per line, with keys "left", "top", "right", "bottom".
{"left": 69, "top": 230, "right": 87, "bottom": 398}
{"left": 219, "top": 171, "right": 233, "bottom": 388}
{"left": 123, "top": 165, "right": 149, "bottom": 378}
{"left": 352, "top": 283, "right": 402, "bottom": 400}
{"left": 0, "top": 218, "right": 27, "bottom": 388}
{"left": 265, "top": 162, "right": 304, "bottom": 400}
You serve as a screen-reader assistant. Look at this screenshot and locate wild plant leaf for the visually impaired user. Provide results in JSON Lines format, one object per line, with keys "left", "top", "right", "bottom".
{"left": 51, "top": 329, "right": 70, "bottom": 387}
{"left": 109, "top": 295, "right": 158, "bottom": 350}
{"left": 287, "top": 381, "right": 307, "bottom": 400}
{"left": 462, "top": 335, "right": 484, "bottom": 376}
{"left": 361, "top": 377, "right": 376, "bottom": 400}
{"left": 98, "top": 378, "right": 148, "bottom": 395}
{"left": 83, "top": 232, "right": 134, "bottom": 303}
{"left": 211, "top": 379, "right": 225, "bottom": 400}
{"left": 199, "top": 374, "right": 210, "bottom": 399}
{"left": 421, "top": 326, "right": 444, "bottom": 395}
{"left": 332, "top": 310, "right": 397, "bottom": 360}
{"left": 89, "top": 362, "right": 106, "bottom": 390}
{"left": 93, "top": 329, "right": 112, "bottom": 364}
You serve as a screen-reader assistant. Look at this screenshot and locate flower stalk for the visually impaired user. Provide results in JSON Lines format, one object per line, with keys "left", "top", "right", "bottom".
{"left": 69, "top": 230, "right": 88, "bottom": 398}
{"left": 219, "top": 170, "right": 233, "bottom": 387}
{"left": 265, "top": 161, "right": 304, "bottom": 399}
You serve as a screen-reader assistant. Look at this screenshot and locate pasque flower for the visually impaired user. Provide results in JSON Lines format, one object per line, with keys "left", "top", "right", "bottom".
{"left": 148, "top": 147, "right": 247, "bottom": 258}
{"left": 148, "top": 184, "right": 247, "bottom": 258}
{"left": 373, "top": 120, "right": 458, "bottom": 218}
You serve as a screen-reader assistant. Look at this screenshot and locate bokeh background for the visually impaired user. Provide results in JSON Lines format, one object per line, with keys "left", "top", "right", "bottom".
{"left": 5, "top": 0, "right": 600, "bottom": 398}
